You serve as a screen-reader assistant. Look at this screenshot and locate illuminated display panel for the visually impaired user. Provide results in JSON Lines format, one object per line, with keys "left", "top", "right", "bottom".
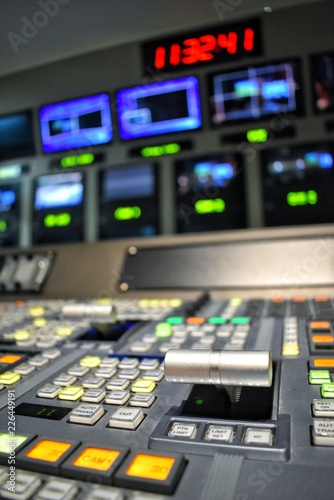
{"left": 261, "top": 142, "right": 334, "bottom": 227}
{"left": 116, "top": 77, "right": 201, "bottom": 140}
{"left": 0, "top": 110, "right": 35, "bottom": 161}
{"left": 310, "top": 52, "right": 334, "bottom": 114}
{"left": 0, "top": 182, "right": 20, "bottom": 247}
{"left": 208, "top": 59, "right": 303, "bottom": 126}
{"left": 175, "top": 154, "right": 246, "bottom": 233}
{"left": 99, "top": 163, "right": 159, "bottom": 239}
{"left": 32, "top": 172, "right": 84, "bottom": 244}
{"left": 39, "top": 93, "right": 112, "bottom": 153}
{"left": 142, "top": 19, "right": 262, "bottom": 73}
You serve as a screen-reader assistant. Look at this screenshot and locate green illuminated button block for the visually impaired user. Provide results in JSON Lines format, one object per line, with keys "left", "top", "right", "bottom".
{"left": 287, "top": 190, "right": 318, "bottom": 207}
{"left": 166, "top": 317, "right": 184, "bottom": 325}
{"left": 114, "top": 206, "right": 141, "bottom": 221}
{"left": 155, "top": 323, "right": 173, "bottom": 338}
{"left": 247, "top": 128, "right": 268, "bottom": 143}
{"left": 0, "top": 434, "right": 30, "bottom": 455}
{"left": 309, "top": 370, "right": 331, "bottom": 385}
{"left": 60, "top": 153, "right": 95, "bottom": 168}
{"left": 141, "top": 143, "right": 181, "bottom": 157}
{"left": 0, "top": 220, "right": 7, "bottom": 232}
{"left": 195, "top": 198, "right": 225, "bottom": 215}
{"left": 321, "top": 383, "right": 334, "bottom": 398}
{"left": 208, "top": 317, "right": 227, "bottom": 324}
{"left": 44, "top": 212, "right": 71, "bottom": 228}
{"left": 231, "top": 317, "right": 250, "bottom": 325}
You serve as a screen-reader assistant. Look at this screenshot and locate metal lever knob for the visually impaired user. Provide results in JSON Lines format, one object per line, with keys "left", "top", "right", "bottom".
{"left": 164, "top": 349, "right": 272, "bottom": 387}
{"left": 61, "top": 303, "right": 116, "bottom": 320}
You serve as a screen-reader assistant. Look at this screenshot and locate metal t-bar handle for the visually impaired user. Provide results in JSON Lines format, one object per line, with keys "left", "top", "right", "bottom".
{"left": 164, "top": 350, "right": 273, "bottom": 388}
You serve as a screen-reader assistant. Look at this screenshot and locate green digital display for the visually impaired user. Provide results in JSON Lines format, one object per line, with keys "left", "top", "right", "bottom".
{"left": 247, "top": 128, "right": 268, "bottom": 143}
{"left": 195, "top": 198, "right": 225, "bottom": 214}
{"left": 16, "top": 402, "right": 71, "bottom": 421}
{"left": 114, "top": 206, "right": 141, "bottom": 221}
{"left": 141, "top": 143, "right": 181, "bottom": 158}
{"left": 287, "top": 190, "right": 318, "bottom": 206}
{"left": 60, "top": 153, "right": 95, "bottom": 168}
{"left": 44, "top": 212, "right": 72, "bottom": 227}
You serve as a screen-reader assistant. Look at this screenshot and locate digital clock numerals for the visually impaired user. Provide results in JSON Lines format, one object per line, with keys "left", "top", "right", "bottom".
{"left": 154, "top": 28, "right": 255, "bottom": 70}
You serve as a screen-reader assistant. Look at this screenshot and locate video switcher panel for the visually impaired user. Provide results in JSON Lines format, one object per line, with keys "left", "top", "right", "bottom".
{"left": 0, "top": 229, "right": 334, "bottom": 499}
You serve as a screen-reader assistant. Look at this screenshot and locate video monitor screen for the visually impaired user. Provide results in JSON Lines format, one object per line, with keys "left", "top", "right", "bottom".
{"left": 175, "top": 154, "right": 246, "bottom": 233}
{"left": 99, "top": 163, "right": 159, "bottom": 238}
{"left": 310, "top": 52, "right": 334, "bottom": 113}
{"left": 116, "top": 76, "right": 202, "bottom": 140}
{"left": 39, "top": 93, "right": 112, "bottom": 153}
{"left": 209, "top": 59, "right": 302, "bottom": 125}
{"left": 0, "top": 110, "right": 35, "bottom": 161}
{"left": 261, "top": 143, "right": 334, "bottom": 227}
{"left": 34, "top": 172, "right": 84, "bottom": 210}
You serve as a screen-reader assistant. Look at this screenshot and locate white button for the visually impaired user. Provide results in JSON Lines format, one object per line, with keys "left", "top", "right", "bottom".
{"left": 109, "top": 407, "right": 144, "bottom": 429}
{"left": 244, "top": 428, "right": 273, "bottom": 446}
{"left": 69, "top": 403, "right": 104, "bottom": 425}
{"left": 168, "top": 422, "right": 197, "bottom": 439}
{"left": 204, "top": 425, "right": 234, "bottom": 442}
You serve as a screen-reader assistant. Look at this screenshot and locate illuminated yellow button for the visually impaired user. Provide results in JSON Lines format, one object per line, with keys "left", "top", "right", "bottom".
{"left": 55, "top": 326, "right": 73, "bottom": 337}
{"left": 29, "top": 306, "right": 45, "bottom": 317}
{"left": 0, "top": 371, "right": 21, "bottom": 385}
{"left": 282, "top": 344, "right": 300, "bottom": 356}
{"left": 79, "top": 356, "right": 101, "bottom": 368}
{"left": 314, "top": 358, "right": 334, "bottom": 368}
{"left": 169, "top": 298, "right": 182, "bottom": 308}
{"left": 230, "top": 297, "right": 242, "bottom": 306}
{"left": 138, "top": 299, "right": 150, "bottom": 308}
{"left": 13, "top": 330, "right": 31, "bottom": 341}
{"left": 95, "top": 298, "right": 112, "bottom": 305}
{"left": 26, "top": 439, "right": 71, "bottom": 462}
{"left": 131, "top": 379, "right": 156, "bottom": 393}
{"left": 58, "top": 385, "right": 84, "bottom": 401}
{"left": 72, "top": 447, "right": 120, "bottom": 472}
{"left": 126, "top": 453, "right": 175, "bottom": 481}
{"left": 34, "top": 318, "right": 47, "bottom": 327}
{"left": 0, "top": 354, "right": 22, "bottom": 364}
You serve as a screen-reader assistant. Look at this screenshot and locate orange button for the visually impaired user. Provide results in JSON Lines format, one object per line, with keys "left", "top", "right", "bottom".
{"left": 312, "top": 335, "right": 334, "bottom": 343}
{"left": 186, "top": 317, "right": 205, "bottom": 325}
{"left": 0, "top": 354, "right": 21, "bottom": 364}
{"left": 314, "top": 295, "right": 330, "bottom": 302}
{"left": 25, "top": 440, "right": 72, "bottom": 462}
{"left": 314, "top": 358, "right": 334, "bottom": 367}
{"left": 126, "top": 453, "right": 175, "bottom": 481}
{"left": 73, "top": 447, "right": 120, "bottom": 472}
{"left": 310, "top": 321, "right": 331, "bottom": 330}
{"left": 270, "top": 297, "right": 285, "bottom": 303}
{"left": 292, "top": 296, "right": 307, "bottom": 302}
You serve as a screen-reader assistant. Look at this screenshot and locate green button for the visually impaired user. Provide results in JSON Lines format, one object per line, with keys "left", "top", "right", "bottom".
{"left": 231, "top": 317, "right": 250, "bottom": 325}
{"left": 0, "top": 434, "right": 29, "bottom": 454}
{"left": 321, "top": 382, "right": 334, "bottom": 398}
{"left": 155, "top": 323, "right": 173, "bottom": 338}
{"left": 309, "top": 370, "right": 331, "bottom": 384}
{"left": 208, "top": 317, "right": 227, "bottom": 324}
{"left": 165, "top": 317, "right": 184, "bottom": 325}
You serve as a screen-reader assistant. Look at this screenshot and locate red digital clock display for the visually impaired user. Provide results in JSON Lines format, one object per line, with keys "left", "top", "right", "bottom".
{"left": 142, "top": 19, "right": 262, "bottom": 74}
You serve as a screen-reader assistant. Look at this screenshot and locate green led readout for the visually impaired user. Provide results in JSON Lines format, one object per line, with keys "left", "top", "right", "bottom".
{"left": 247, "top": 128, "right": 268, "bottom": 143}
{"left": 60, "top": 153, "right": 95, "bottom": 168}
{"left": 195, "top": 198, "right": 225, "bottom": 215}
{"left": 44, "top": 212, "right": 72, "bottom": 228}
{"left": 141, "top": 143, "right": 181, "bottom": 158}
{"left": 287, "top": 190, "right": 318, "bottom": 207}
{"left": 0, "top": 220, "right": 7, "bottom": 232}
{"left": 114, "top": 206, "right": 141, "bottom": 221}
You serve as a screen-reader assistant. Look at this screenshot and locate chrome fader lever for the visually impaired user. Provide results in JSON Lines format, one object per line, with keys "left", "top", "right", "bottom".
{"left": 164, "top": 349, "right": 273, "bottom": 402}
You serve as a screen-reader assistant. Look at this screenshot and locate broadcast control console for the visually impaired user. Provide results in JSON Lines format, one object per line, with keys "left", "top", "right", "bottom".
{"left": 0, "top": 227, "right": 334, "bottom": 499}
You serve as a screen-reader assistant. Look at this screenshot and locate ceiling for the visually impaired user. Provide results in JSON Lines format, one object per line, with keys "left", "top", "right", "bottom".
{"left": 0, "top": 0, "right": 325, "bottom": 79}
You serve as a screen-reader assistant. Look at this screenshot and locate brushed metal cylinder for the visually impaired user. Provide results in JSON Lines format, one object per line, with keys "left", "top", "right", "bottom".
{"left": 164, "top": 349, "right": 272, "bottom": 387}
{"left": 62, "top": 303, "right": 115, "bottom": 320}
